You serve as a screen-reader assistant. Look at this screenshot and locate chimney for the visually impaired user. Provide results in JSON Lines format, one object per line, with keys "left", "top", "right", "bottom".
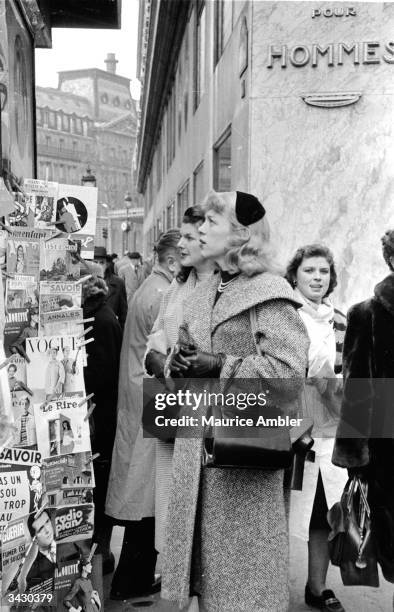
{"left": 105, "top": 53, "right": 118, "bottom": 74}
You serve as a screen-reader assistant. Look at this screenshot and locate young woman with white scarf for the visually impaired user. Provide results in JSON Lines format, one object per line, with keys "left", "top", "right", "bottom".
{"left": 285, "top": 244, "right": 348, "bottom": 612}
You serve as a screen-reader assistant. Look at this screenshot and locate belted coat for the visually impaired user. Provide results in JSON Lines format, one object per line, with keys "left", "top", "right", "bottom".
{"left": 106, "top": 266, "right": 173, "bottom": 521}
{"left": 162, "top": 272, "right": 309, "bottom": 612}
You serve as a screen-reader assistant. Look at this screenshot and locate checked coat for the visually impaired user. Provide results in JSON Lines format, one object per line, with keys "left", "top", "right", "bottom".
{"left": 162, "top": 272, "right": 309, "bottom": 612}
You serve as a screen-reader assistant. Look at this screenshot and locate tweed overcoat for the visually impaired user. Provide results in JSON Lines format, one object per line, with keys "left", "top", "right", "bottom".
{"left": 162, "top": 272, "right": 309, "bottom": 612}
{"left": 106, "top": 265, "right": 173, "bottom": 521}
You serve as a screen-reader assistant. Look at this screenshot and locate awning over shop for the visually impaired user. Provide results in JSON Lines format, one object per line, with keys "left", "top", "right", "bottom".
{"left": 47, "top": 0, "right": 121, "bottom": 29}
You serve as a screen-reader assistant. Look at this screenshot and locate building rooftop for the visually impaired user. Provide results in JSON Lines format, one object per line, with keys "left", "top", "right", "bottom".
{"left": 58, "top": 67, "right": 131, "bottom": 87}
{"left": 36, "top": 86, "right": 93, "bottom": 117}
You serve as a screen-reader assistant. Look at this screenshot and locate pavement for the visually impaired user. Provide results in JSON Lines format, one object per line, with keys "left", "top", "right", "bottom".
{"left": 103, "top": 528, "right": 392, "bottom": 611}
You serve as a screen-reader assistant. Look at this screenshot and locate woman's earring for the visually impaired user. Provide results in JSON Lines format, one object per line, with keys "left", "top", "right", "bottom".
{"left": 293, "top": 280, "right": 297, "bottom": 287}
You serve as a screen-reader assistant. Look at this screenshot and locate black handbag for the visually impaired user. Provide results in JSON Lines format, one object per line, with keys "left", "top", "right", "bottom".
{"left": 327, "top": 476, "right": 379, "bottom": 587}
{"left": 202, "top": 306, "right": 313, "bottom": 470}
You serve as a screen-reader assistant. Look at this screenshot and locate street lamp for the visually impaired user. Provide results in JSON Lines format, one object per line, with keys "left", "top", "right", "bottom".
{"left": 81, "top": 165, "right": 96, "bottom": 187}
{"left": 123, "top": 192, "right": 133, "bottom": 252}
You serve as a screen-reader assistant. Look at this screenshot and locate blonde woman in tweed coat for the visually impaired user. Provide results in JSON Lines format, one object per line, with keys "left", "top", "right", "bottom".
{"left": 162, "top": 191, "right": 309, "bottom": 612}
{"left": 145, "top": 206, "right": 215, "bottom": 554}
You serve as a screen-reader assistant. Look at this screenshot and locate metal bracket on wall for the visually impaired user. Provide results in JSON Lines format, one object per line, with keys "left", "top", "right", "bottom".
{"left": 301, "top": 92, "right": 362, "bottom": 108}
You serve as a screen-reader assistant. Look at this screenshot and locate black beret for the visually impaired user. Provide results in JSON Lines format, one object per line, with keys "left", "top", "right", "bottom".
{"left": 235, "top": 191, "right": 265, "bottom": 226}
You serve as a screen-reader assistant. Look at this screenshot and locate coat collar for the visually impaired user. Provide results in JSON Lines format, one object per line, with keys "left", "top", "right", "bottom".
{"left": 374, "top": 272, "right": 394, "bottom": 317}
{"left": 211, "top": 272, "right": 302, "bottom": 332}
{"left": 151, "top": 264, "right": 174, "bottom": 284}
{"left": 184, "top": 272, "right": 302, "bottom": 349}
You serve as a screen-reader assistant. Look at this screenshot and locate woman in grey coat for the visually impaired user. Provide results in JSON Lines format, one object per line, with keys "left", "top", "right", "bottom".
{"left": 162, "top": 190, "right": 309, "bottom": 612}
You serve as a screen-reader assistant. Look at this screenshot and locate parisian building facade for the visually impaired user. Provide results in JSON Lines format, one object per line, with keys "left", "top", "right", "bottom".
{"left": 36, "top": 54, "right": 143, "bottom": 255}
{"left": 137, "top": 0, "right": 394, "bottom": 309}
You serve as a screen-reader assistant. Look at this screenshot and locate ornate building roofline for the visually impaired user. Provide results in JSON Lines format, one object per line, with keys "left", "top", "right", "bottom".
{"left": 58, "top": 68, "right": 131, "bottom": 87}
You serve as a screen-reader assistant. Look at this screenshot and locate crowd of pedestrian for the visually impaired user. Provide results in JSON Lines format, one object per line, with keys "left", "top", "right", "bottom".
{"left": 81, "top": 190, "right": 394, "bottom": 612}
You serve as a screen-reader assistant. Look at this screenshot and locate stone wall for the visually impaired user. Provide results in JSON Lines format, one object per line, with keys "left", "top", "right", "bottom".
{"left": 250, "top": 1, "right": 394, "bottom": 310}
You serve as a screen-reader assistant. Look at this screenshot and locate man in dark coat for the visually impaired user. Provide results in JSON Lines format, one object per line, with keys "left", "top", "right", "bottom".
{"left": 333, "top": 229, "right": 394, "bottom": 584}
{"left": 82, "top": 277, "right": 122, "bottom": 574}
{"left": 93, "top": 246, "right": 128, "bottom": 330}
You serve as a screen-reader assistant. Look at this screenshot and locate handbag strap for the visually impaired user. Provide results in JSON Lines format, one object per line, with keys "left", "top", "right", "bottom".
{"left": 249, "top": 305, "right": 262, "bottom": 356}
{"left": 347, "top": 477, "right": 371, "bottom": 517}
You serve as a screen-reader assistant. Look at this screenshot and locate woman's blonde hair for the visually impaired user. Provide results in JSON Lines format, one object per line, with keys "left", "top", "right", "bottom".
{"left": 200, "top": 190, "right": 282, "bottom": 276}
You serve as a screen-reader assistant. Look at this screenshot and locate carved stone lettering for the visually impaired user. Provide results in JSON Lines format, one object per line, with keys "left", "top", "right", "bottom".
{"left": 312, "top": 44, "right": 334, "bottom": 67}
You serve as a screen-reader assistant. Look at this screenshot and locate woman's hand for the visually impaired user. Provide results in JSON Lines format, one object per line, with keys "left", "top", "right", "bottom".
{"left": 91, "top": 590, "right": 101, "bottom": 610}
{"left": 168, "top": 344, "right": 196, "bottom": 377}
{"left": 145, "top": 350, "right": 167, "bottom": 378}
{"left": 186, "top": 351, "right": 224, "bottom": 378}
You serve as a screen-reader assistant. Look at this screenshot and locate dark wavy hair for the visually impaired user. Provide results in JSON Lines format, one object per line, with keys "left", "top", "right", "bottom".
{"left": 381, "top": 230, "right": 394, "bottom": 271}
{"left": 285, "top": 243, "right": 338, "bottom": 297}
{"left": 176, "top": 206, "right": 206, "bottom": 284}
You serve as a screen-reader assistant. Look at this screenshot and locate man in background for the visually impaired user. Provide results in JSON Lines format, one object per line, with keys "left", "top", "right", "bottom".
{"left": 106, "top": 230, "right": 181, "bottom": 600}
{"left": 93, "top": 246, "right": 127, "bottom": 330}
{"left": 118, "top": 251, "right": 144, "bottom": 305}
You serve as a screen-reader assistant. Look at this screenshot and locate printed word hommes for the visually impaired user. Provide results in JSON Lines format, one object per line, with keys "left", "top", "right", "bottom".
{"left": 267, "top": 41, "right": 394, "bottom": 68}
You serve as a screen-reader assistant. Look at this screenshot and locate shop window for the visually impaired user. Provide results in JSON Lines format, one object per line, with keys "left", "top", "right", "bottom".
{"left": 215, "top": 0, "right": 233, "bottom": 65}
{"left": 193, "top": 0, "right": 206, "bottom": 111}
{"left": 75, "top": 117, "right": 82, "bottom": 134}
{"left": 193, "top": 161, "right": 204, "bottom": 205}
{"left": 166, "top": 90, "right": 176, "bottom": 169}
{"left": 184, "top": 25, "right": 190, "bottom": 130}
{"left": 213, "top": 127, "right": 231, "bottom": 191}
{"left": 166, "top": 202, "right": 175, "bottom": 230}
{"left": 156, "top": 140, "right": 162, "bottom": 191}
{"left": 155, "top": 218, "right": 161, "bottom": 241}
{"left": 177, "top": 180, "right": 189, "bottom": 223}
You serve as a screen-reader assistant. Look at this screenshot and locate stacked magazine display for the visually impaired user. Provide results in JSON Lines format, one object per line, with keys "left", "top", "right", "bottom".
{"left": 0, "top": 179, "right": 102, "bottom": 610}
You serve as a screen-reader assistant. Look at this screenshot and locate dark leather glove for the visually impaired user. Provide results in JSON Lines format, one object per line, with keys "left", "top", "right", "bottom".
{"left": 145, "top": 350, "right": 167, "bottom": 378}
{"left": 168, "top": 344, "right": 196, "bottom": 377}
{"left": 186, "top": 351, "right": 224, "bottom": 378}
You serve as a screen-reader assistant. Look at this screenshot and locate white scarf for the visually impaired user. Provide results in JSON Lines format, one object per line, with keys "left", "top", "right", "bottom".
{"left": 294, "top": 287, "right": 336, "bottom": 378}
